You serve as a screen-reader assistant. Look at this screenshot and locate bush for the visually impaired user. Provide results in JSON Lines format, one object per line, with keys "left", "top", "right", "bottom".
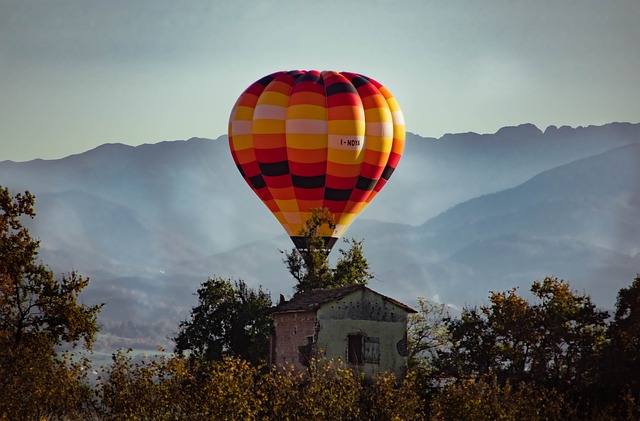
{"left": 430, "top": 376, "right": 572, "bottom": 420}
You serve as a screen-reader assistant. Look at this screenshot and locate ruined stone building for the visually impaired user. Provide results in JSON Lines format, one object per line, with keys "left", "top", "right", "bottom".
{"left": 268, "top": 284, "right": 416, "bottom": 379}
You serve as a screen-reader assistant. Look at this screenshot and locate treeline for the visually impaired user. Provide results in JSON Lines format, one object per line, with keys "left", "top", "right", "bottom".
{"left": 2, "top": 276, "right": 640, "bottom": 420}
{"left": 413, "top": 275, "right": 640, "bottom": 420}
{"left": 2, "top": 187, "right": 640, "bottom": 420}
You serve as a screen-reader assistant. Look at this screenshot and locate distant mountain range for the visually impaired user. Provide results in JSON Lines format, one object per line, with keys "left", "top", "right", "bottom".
{"left": 1, "top": 122, "right": 639, "bottom": 357}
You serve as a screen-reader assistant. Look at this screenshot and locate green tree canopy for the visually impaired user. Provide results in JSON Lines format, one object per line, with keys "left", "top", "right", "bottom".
{"left": 282, "top": 208, "right": 373, "bottom": 295}
{"left": 173, "top": 277, "right": 273, "bottom": 365}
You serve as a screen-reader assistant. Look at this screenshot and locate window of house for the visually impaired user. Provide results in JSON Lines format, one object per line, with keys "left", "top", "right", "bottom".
{"left": 298, "top": 336, "right": 314, "bottom": 367}
{"left": 364, "top": 337, "right": 380, "bottom": 364}
{"left": 347, "top": 334, "right": 363, "bottom": 365}
{"left": 347, "top": 334, "right": 380, "bottom": 365}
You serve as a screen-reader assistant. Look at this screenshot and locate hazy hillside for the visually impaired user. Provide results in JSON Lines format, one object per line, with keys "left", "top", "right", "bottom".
{"left": 2, "top": 122, "right": 639, "bottom": 234}
{"left": 387, "top": 122, "right": 640, "bottom": 223}
{"left": 0, "top": 137, "right": 276, "bottom": 257}
{"left": 180, "top": 144, "right": 640, "bottom": 310}
{"left": 1, "top": 122, "right": 639, "bottom": 356}
{"left": 414, "top": 143, "right": 640, "bottom": 306}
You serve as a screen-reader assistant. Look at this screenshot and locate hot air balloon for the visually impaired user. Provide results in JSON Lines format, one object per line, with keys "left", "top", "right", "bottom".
{"left": 228, "top": 70, "right": 405, "bottom": 251}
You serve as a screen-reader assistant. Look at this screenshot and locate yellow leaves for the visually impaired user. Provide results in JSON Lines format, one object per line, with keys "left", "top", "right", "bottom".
{"left": 97, "top": 353, "right": 263, "bottom": 420}
{"left": 91, "top": 353, "right": 427, "bottom": 420}
{"left": 364, "top": 372, "right": 425, "bottom": 421}
{"left": 430, "top": 376, "right": 569, "bottom": 421}
{"left": 0, "top": 340, "right": 96, "bottom": 420}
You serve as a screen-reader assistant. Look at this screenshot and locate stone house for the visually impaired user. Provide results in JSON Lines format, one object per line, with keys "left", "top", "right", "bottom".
{"left": 268, "top": 284, "right": 416, "bottom": 379}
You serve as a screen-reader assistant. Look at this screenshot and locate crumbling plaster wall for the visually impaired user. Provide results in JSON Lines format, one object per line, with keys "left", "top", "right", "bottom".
{"left": 315, "top": 289, "right": 409, "bottom": 379}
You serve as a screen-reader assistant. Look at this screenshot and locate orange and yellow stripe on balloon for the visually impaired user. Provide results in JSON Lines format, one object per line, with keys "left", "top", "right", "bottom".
{"left": 228, "top": 70, "right": 405, "bottom": 251}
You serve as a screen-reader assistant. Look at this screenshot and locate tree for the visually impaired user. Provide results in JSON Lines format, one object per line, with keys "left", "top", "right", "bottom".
{"left": 430, "top": 375, "right": 571, "bottom": 420}
{"left": 527, "top": 277, "right": 608, "bottom": 392}
{"left": 333, "top": 238, "right": 374, "bottom": 287}
{"left": 597, "top": 274, "right": 640, "bottom": 415}
{"left": 437, "top": 277, "right": 608, "bottom": 394}
{"left": 282, "top": 208, "right": 373, "bottom": 295}
{"left": 97, "top": 352, "right": 267, "bottom": 420}
{"left": 608, "top": 275, "right": 640, "bottom": 381}
{"left": 282, "top": 209, "right": 335, "bottom": 294}
{"left": 96, "top": 351, "right": 426, "bottom": 420}
{"left": 0, "top": 187, "right": 102, "bottom": 419}
{"left": 173, "top": 277, "right": 273, "bottom": 365}
{"left": 407, "top": 297, "right": 450, "bottom": 375}
{"left": 0, "top": 187, "right": 101, "bottom": 350}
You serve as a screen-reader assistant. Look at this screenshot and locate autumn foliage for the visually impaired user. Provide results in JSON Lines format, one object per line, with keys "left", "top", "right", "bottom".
{"left": 3, "top": 187, "right": 640, "bottom": 420}
{"left": 93, "top": 354, "right": 425, "bottom": 420}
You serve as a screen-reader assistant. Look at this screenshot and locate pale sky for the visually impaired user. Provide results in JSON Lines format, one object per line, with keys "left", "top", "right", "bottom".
{"left": 1, "top": 0, "right": 639, "bottom": 162}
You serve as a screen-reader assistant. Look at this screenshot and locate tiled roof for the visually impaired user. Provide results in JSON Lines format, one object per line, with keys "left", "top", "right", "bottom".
{"left": 269, "top": 284, "right": 416, "bottom": 314}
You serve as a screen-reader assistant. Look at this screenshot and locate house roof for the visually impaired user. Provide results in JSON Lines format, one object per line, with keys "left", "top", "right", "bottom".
{"left": 269, "top": 284, "right": 417, "bottom": 315}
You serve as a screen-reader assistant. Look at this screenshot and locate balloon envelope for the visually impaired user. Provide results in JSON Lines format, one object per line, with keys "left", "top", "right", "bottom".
{"left": 228, "top": 70, "right": 405, "bottom": 251}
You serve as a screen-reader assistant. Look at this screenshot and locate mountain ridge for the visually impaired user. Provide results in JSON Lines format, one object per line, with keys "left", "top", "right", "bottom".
{"left": 1, "top": 121, "right": 639, "bottom": 357}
